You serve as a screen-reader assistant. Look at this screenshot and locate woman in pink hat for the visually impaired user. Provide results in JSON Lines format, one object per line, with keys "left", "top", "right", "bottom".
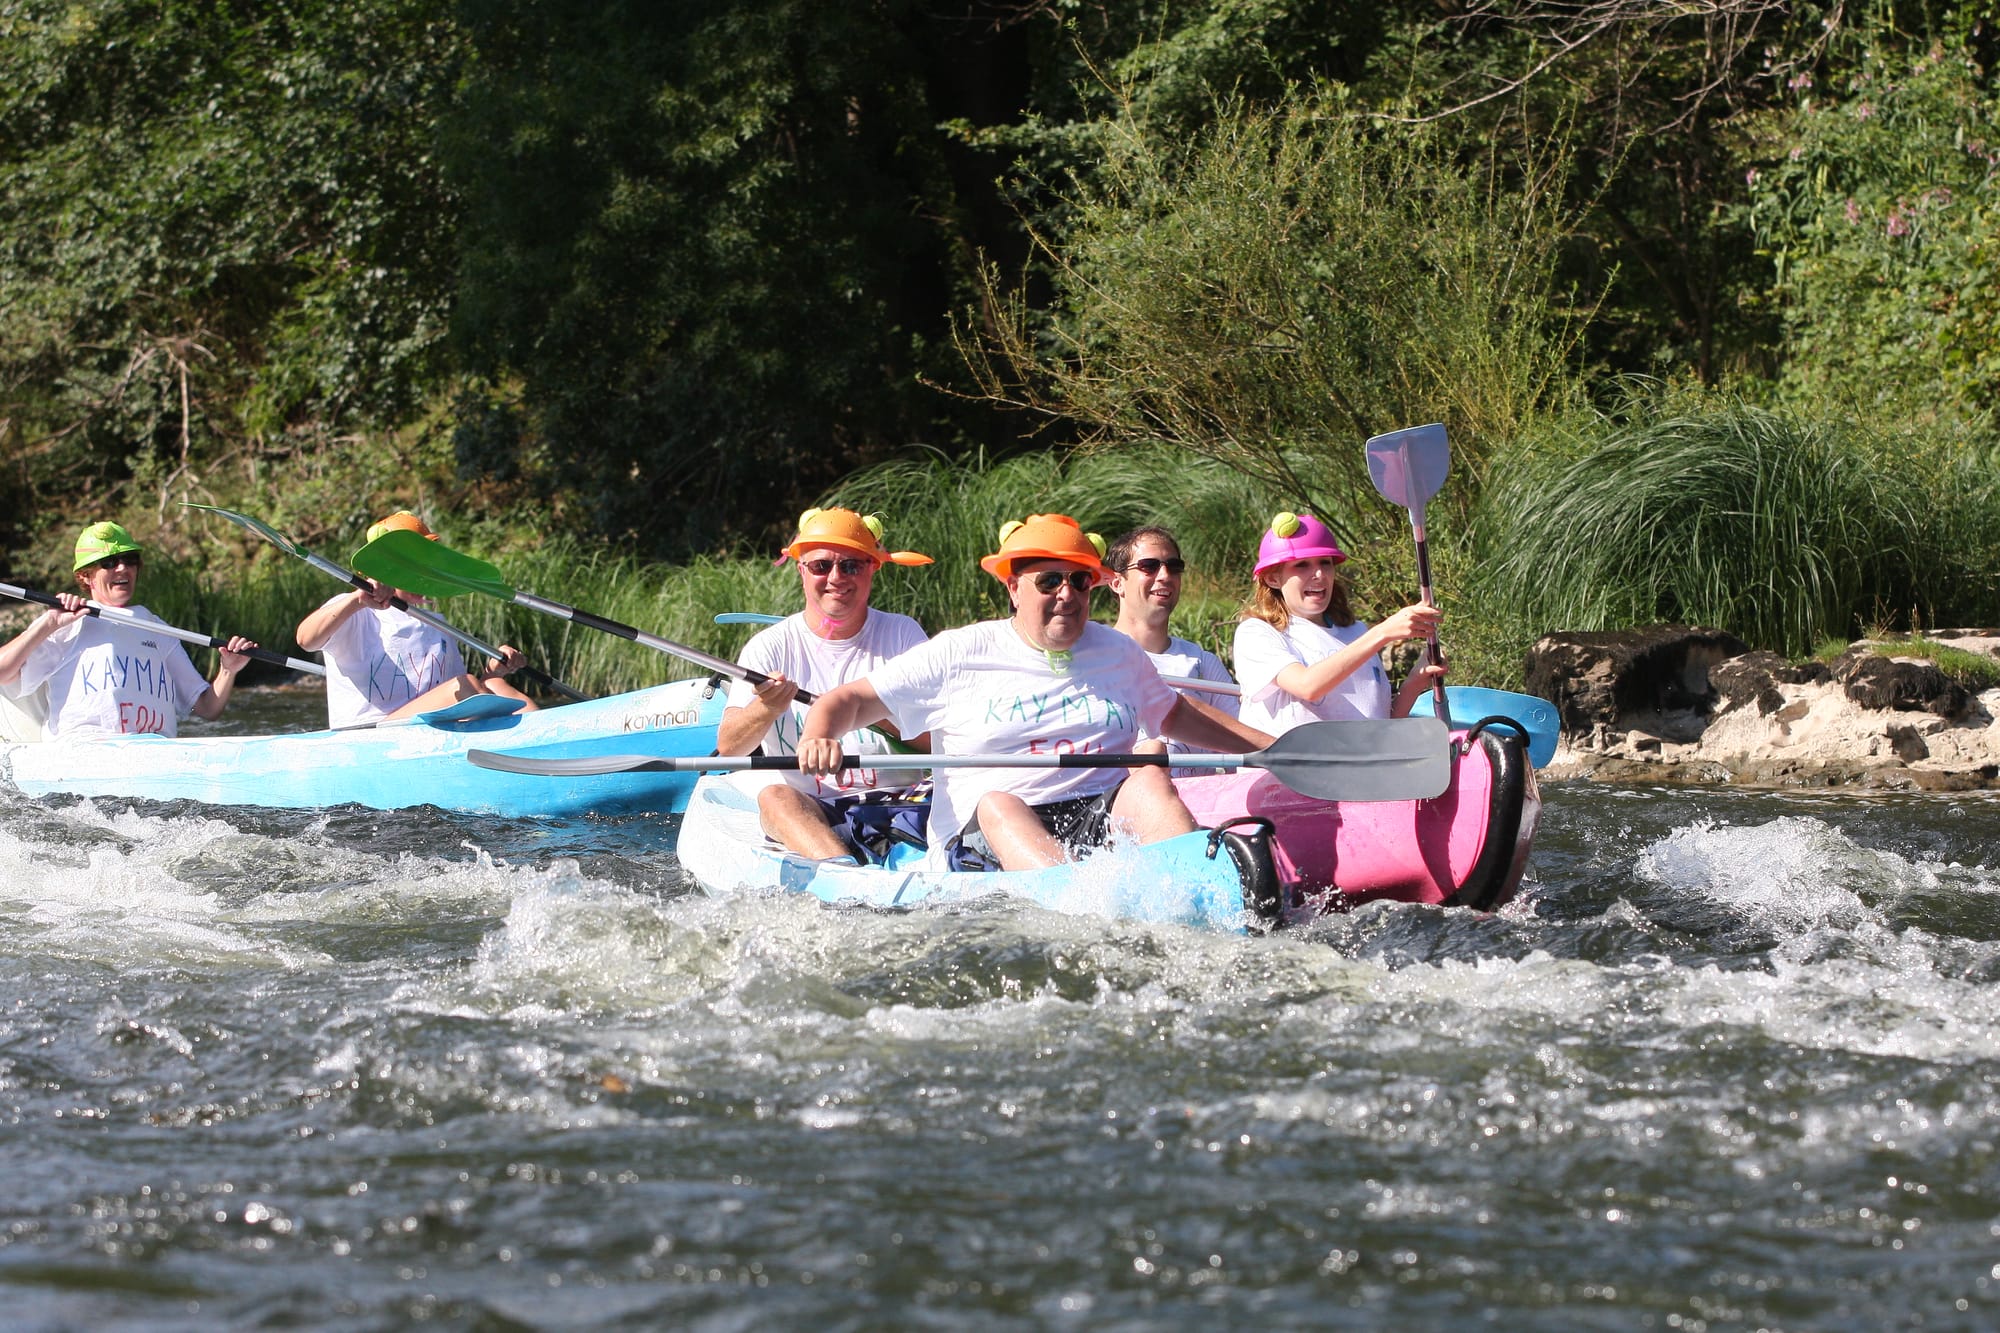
{"left": 1232, "top": 511, "right": 1444, "bottom": 736}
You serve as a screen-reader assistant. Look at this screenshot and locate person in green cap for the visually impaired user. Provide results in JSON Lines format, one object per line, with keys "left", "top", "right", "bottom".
{"left": 0, "top": 522, "right": 257, "bottom": 739}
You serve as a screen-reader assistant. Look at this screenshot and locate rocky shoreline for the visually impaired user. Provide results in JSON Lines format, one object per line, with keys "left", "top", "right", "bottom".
{"left": 1528, "top": 625, "right": 2000, "bottom": 791}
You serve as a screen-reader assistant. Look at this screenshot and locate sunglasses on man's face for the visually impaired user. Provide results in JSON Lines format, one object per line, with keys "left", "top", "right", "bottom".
{"left": 91, "top": 554, "right": 142, "bottom": 571}
{"left": 1028, "top": 569, "right": 1095, "bottom": 595}
{"left": 1122, "top": 557, "right": 1185, "bottom": 576}
{"left": 802, "top": 557, "right": 872, "bottom": 578}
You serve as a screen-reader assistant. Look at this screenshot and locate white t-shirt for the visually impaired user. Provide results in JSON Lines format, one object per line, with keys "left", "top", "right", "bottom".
{"left": 316, "top": 598, "right": 466, "bottom": 728}
{"left": 868, "top": 619, "right": 1179, "bottom": 868}
{"left": 17, "top": 608, "right": 212, "bottom": 739}
{"left": 725, "top": 609, "right": 929, "bottom": 799}
{"left": 1140, "top": 634, "right": 1238, "bottom": 739}
{"left": 1233, "top": 615, "right": 1391, "bottom": 735}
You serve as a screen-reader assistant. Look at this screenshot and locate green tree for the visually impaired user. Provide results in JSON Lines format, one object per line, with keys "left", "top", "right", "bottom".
{"left": 446, "top": 0, "right": 1000, "bottom": 555}
{"left": 0, "top": 0, "right": 462, "bottom": 561}
{"left": 957, "top": 89, "right": 1590, "bottom": 549}
{"left": 1745, "top": 33, "right": 2000, "bottom": 428}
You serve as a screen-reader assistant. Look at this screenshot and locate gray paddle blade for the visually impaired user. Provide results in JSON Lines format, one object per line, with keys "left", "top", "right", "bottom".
{"left": 1365, "top": 423, "right": 1450, "bottom": 510}
{"left": 1255, "top": 716, "right": 1454, "bottom": 801}
{"left": 183, "top": 502, "right": 310, "bottom": 559}
{"left": 469, "top": 749, "right": 686, "bottom": 776}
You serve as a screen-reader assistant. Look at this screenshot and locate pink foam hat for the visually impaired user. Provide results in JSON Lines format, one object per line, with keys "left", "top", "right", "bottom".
{"left": 1253, "top": 511, "right": 1346, "bottom": 578}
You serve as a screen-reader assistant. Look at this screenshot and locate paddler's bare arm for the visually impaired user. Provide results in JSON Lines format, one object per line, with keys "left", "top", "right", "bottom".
{"left": 716, "top": 674, "right": 801, "bottom": 756}
{"left": 295, "top": 580, "right": 395, "bottom": 653}
{"left": 1272, "top": 603, "right": 1440, "bottom": 704}
{"left": 1159, "top": 696, "right": 1274, "bottom": 754}
{"left": 795, "top": 678, "right": 893, "bottom": 775}
{"left": 0, "top": 593, "right": 87, "bottom": 687}
{"left": 191, "top": 636, "right": 256, "bottom": 720}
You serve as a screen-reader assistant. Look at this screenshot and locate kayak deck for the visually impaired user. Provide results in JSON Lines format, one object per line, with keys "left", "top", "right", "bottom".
{"left": 3, "top": 678, "right": 727, "bottom": 816}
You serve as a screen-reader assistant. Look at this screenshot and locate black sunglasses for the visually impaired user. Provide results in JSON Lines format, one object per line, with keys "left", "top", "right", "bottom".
{"left": 1122, "top": 557, "right": 1185, "bottom": 576}
{"left": 802, "top": 557, "right": 872, "bottom": 577}
{"left": 1028, "top": 570, "right": 1095, "bottom": 594}
{"left": 90, "top": 553, "right": 142, "bottom": 570}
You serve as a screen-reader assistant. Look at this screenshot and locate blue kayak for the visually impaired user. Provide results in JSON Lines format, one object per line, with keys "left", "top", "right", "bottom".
{"left": 3, "top": 678, "right": 725, "bottom": 816}
{"left": 674, "top": 774, "right": 1274, "bottom": 931}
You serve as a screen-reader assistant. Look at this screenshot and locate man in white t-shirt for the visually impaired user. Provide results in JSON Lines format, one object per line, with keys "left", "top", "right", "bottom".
{"left": 795, "top": 514, "right": 1275, "bottom": 872}
{"left": 295, "top": 511, "right": 536, "bottom": 728}
{"left": 1105, "top": 525, "right": 1239, "bottom": 772}
{"left": 0, "top": 521, "right": 256, "bottom": 739}
{"left": 716, "top": 507, "right": 932, "bottom": 860}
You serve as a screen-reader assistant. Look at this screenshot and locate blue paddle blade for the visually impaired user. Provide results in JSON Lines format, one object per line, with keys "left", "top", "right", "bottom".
{"left": 1365, "top": 423, "right": 1450, "bottom": 510}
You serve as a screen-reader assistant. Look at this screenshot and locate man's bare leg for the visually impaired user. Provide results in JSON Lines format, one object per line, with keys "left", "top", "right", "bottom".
{"left": 758, "top": 783, "right": 853, "bottom": 860}
{"left": 972, "top": 791, "right": 1068, "bottom": 871}
{"left": 1109, "top": 766, "right": 1197, "bottom": 845}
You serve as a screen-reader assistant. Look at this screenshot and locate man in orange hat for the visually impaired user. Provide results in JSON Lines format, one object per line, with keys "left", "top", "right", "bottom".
{"left": 795, "top": 514, "right": 1276, "bottom": 872}
{"left": 715, "top": 507, "right": 932, "bottom": 860}
{"left": 295, "top": 511, "right": 537, "bottom": 727}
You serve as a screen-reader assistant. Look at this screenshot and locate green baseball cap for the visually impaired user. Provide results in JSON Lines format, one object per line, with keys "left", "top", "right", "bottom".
{"left": 73, "top": 521, "right": 143, "bottom": 571}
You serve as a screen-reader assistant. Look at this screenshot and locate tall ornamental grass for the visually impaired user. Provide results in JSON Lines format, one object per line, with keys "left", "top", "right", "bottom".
{"left": 1472, "top": 403, "right": 1986, "bottom": 658}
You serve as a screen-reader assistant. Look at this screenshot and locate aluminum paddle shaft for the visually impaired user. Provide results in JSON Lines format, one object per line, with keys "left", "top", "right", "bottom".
{"left": 468, "top": 717, "right": 1453, "bottom": 803}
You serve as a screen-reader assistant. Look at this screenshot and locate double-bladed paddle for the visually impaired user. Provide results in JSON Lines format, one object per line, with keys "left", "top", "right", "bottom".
{"left": 1365, "top": 422, "right": 1452, "bottom": 727}
{"left": 183, "top": 503, "right": 591, "bottom": 703}
{"left": 0, "top": 580, "right": 327, "bottom": 676}
{"left": 356, "top": 530, "right": 827, "bottom": 703}
{"left": 466, "top": 716, "right": 1453, "bottom": 803}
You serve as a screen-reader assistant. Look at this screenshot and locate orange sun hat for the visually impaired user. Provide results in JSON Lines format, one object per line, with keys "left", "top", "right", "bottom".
{"left": 780, "top": 507, "right": 931, "bottom": 567}
{"left": 979, "top": 513, "right": 1108, "bottom": 583}
{"left": 364, "top": 511, "right": 438, "bottom": 544}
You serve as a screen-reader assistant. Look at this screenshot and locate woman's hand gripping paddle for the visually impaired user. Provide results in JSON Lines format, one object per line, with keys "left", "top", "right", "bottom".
{"left": 1365, "top": 423, "right": 1452, "bottom": 727}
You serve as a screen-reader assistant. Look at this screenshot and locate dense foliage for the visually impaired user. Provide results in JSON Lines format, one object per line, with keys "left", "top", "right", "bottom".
{"left": 3, "top": 0, "right": 1998, "bottom": 670}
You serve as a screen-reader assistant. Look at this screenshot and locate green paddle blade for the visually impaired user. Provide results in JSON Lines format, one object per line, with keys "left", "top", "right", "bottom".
{"left": 1365, "top": 423, "right": 1450, "bottom": 510}
{"left": 351, "top": 529, "right": 516, "bottom": 601}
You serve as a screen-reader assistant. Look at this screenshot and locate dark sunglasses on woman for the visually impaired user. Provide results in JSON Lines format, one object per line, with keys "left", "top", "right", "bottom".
{"left": 802, "top": 557, "right": 872, "bottom": 577}
{"left": 1029, "top": 570, "right": 1095, "bottom": 594}
{"left": 1122, "top": 557, "right": 1185, "bottom": 576}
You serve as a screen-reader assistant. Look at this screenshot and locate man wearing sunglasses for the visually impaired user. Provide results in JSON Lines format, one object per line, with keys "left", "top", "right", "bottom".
{"left": 0, "top": 521, "right": 257, "bottom": 738}
{"left": 794, "top": 513, "right": 1275, "bottom": 873}
{"left": 1106, "top": 526, "right": 1240, "bottom": 772}
{"left": 716, "top": 507, "right": 933, "bottom": 860}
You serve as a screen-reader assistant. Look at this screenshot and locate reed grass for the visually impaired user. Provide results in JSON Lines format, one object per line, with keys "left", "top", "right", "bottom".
{"left": 124, "top": 443, "right": 1509, "bottom": 696}
{"left": 1471, "top": 401, "right": 1987, "bottom": 659}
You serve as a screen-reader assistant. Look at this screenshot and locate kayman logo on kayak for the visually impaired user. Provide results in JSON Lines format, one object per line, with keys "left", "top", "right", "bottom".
{"left": 622, "top": 708, "right": 700, "bottom": 732}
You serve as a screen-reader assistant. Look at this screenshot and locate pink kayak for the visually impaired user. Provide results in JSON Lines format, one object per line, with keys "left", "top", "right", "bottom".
{"left": 1175, "top": 723, "right": 1540, "bottom": 917}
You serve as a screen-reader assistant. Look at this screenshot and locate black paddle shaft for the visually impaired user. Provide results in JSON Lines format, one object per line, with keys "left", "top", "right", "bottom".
{"left": 513, "top": 591, "right": 820, "bottom": 704}
{"left": 0, "top": 582, "right": 323, "bottom": 675}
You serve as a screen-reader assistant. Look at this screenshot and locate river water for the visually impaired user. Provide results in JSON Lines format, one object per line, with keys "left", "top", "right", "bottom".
{"left": 2, "top": 688, "right": 1997, "bottom": 1329}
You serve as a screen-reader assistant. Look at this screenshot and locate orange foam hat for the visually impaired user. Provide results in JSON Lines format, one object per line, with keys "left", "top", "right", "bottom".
{"left": 365, "top": 511, "right": 438, "bottom": 544}
{"left": 780, "top": 508, "right": 931, "bottom": 567}
{"left": 979, "top": 513, "right": 1108, "bottom": 583}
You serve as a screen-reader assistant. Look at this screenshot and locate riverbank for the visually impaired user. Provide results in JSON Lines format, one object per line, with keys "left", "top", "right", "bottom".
{"left": 1532, "top": 626, "right": 2000, "bottom": 792}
